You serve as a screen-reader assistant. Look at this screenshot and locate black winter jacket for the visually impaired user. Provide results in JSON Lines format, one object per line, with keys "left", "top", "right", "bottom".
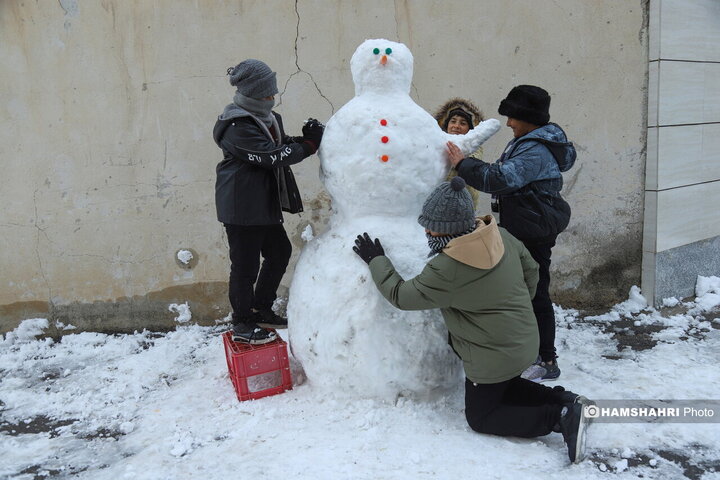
{"left": 213, "top": 112, "right": 312, "bottom": 225}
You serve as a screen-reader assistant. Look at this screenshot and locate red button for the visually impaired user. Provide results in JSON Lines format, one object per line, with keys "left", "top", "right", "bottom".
{"left": 381, "top": 155, "right": 389, "bottom": 162}
{"left": 381, "top": 136, "right": 389, "bottom": 143}
{"left": 380, "top": 119, "right": 387, "bottom": 126}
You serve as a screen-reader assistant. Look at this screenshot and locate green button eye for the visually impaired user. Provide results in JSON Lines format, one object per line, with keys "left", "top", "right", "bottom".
{"left": 385, "top": 48, "right": 392, "bottom": 54}
{"left": 373, "top": 48, "right": 380, "bottom": 55}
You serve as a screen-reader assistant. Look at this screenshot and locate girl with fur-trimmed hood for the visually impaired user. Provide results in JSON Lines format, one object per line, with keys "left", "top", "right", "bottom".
{"left": 433, "top": 98, "right": 485, "bottom": 208}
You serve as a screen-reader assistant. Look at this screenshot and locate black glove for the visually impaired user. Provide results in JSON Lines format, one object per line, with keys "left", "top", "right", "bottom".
{"left": 301, "top": 118, "right": 325, "bottom": 152}
{"left": 352, "top": 233, "right": 385, "bottom": 265}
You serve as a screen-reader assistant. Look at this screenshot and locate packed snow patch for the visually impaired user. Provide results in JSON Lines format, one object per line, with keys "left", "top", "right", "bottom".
{"left": 168, "top": 302, "right": 192, "bottom": 323}
{"left": 693, "top": 275, "right": 720, "bottom": 312}
{"left": 177, "top": 249, "right": 194, "bottom": 265}
{"left": 301, "top": 224, "right": 314, "bottom": 242}
{"left": 1, "top": 318, "right": 48, "bottom": 345}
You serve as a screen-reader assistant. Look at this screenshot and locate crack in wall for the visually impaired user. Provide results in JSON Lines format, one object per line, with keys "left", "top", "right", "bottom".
{"left": 32, "top": 188, "right": 54, "bottom": 305}
{"left": 278, "top": 0, "right": 335, "bottom": 114}
{"left": 58, "top": 0, "right": 79, "bottom": 17}
{"left": 393, "top": 0, "right": 402, "bottom": 43}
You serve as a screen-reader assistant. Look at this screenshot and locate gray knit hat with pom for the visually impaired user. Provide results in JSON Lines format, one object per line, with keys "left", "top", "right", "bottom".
{"left": 418, "top": 177, "right": 476, "bottom": 234}
{"left": 227, "top": 59, "right": 278, "bottom": 99}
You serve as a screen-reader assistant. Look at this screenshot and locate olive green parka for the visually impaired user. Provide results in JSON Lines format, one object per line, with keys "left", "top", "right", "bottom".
{"left": 369, "top": 216, "right": 539, "bottom": 384}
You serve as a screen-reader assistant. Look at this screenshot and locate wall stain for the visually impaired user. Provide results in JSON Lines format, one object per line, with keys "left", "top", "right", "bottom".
{"left": 555, "top": 235, "right": 642, "bottom": 309}
{"left": 1, "top": 282, "right": 231, "bottom": 336}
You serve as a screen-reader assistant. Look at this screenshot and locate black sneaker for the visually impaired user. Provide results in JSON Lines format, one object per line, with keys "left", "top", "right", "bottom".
{"left": 231, "top": 322, "right": 277, "bottom": 345}
{"left": 522, "top": 360, "right": 561, "bottom": 382}
{"left": 558, "top": 402, "right": 590, "bottom": 464}
{"left": 253, "top": 309, "right": 288, "bottom": 329}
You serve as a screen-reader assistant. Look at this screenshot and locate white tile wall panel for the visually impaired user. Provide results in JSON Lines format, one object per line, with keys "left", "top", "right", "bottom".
{"left": 660, "top": 0, "right": 720, "bottom": 61}
{"left": 646, "top": 126, "right": 659, "bottom": 190}
{"left": 657, "top": 123, "right": 720, "bottom": 190}
{"left": 656, "top": 180, "right": 720, "bottom": 251}
{"left": 648, "top": 61, "right": 659, "bottom": 127}
{"left": 658, "top": 61, "right": 720, "bottom": 126}
{"left": 649, "top": 0, "right": 661, "bottom": 62}
{"left": 643, "top": 190, "right": 659, "bottom": 253}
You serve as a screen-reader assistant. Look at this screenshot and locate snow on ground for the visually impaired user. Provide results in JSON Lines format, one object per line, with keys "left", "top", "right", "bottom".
{"left": 1, "top": 278, "right": 720, "bottom": 480}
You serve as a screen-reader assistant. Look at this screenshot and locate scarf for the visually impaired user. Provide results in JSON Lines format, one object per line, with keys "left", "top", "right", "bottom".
{"left": 233, "top": 92, "right": 274, "bottom": 126}
{"left": 426, "top": 224, "right": 476, "bottom": 256}
{"left": 218, "top": 96, "right": 280, "bottom": 145}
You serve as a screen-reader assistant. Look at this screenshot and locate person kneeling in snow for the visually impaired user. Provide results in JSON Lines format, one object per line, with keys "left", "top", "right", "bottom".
{"left": 352, "top": 177, "right": 591, "bottom": 464}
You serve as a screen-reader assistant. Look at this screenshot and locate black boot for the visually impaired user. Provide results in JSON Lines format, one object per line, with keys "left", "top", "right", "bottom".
{"left": 557, "top": 403, "right": 590, "bottom": 464}
{"left": 253, "top": 309, "right": 288, "bottom": 329}
{"left": 231, "top": 320, "right": 277, "bottom": 345}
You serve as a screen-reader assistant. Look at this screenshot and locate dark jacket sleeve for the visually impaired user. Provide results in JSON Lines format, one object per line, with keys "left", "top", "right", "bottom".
{"left": 219, "top": 118, "right": 313, "bottom": 169}
{"left": 457, "top": 141, "right": 548, "bottom": 194}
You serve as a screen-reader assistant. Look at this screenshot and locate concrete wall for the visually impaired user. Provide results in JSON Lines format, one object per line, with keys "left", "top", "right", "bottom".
{"left": 643, "top": 0, "right": 720, "bottom": 305}
{"left": 0, "top": 1, "right": 649, "bottom": 333}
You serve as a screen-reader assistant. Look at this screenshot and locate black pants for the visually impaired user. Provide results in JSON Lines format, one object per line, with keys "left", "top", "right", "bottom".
{"left": 225, "top": 224, "right": 292, "bottom": 323}
{"left": 465, "top": 377, "right": 563, "bottom": 437}
{"left": 522, "top": 236, "right": 557, "bottom": 363}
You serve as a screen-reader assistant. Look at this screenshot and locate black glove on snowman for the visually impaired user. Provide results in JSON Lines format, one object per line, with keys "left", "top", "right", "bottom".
{"left": 352, "top": 233, "right": 385, "bottom": 265}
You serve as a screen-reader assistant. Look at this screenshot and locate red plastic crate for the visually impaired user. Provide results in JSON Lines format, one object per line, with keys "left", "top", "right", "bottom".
{"left": 222, "top": 330, "right": 293, "bottom": 401}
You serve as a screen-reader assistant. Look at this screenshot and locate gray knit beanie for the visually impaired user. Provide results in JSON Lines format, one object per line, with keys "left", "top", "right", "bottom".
{"left": 418, "top": 177, "right": 476, "bottom": 234}
{"left": 227, "top": 59, "right": 278, "bottom": 99}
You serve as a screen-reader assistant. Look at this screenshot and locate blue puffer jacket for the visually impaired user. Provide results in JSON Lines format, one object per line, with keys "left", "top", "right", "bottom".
{"left": 457, "top": 123, "right": 575, "bottom": 195}
{"left": 457, "top": 123, "right": 576, "bottom": 241}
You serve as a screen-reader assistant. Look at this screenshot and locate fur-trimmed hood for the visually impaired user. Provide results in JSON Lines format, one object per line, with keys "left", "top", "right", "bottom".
{"left": 433, "top": 98, "right": 484, "bottom": 131}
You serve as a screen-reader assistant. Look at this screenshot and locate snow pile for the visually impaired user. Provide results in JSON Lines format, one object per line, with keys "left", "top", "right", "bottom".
{"left": 300, "top": 224, "right": 314, "bottom": 242}
{"left": 168, "top": 302, "right": 192, "bottom": 323}
{"left": 288, "top": 39, "right": 499, "bottom": 399}
{"left": 613, "top": 285, "right": 649, "bottom": 316}
{"left": 662, "top": 296, "right": 680, "bottom": 307}
{"left": 2, "top": 286, "right": 719, "bottom": 479}
{"left": 1, "top": 318, "right": 48, "bottom": 345}
{"left": 55, "top": 320, "right": 76, "bottom": 331}
{"left": 693, "top": 275, "right": 720, "bottom": 313}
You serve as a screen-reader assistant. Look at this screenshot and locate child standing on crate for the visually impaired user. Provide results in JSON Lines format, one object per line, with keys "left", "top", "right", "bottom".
{"left": 213, "top": 59, "right": 324, "bottom": 344}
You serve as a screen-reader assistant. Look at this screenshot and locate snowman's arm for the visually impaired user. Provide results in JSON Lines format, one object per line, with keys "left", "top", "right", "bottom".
{"left": 368, "top": 256, "right": 453, "bottom": 311}
{"left": 445, "top": 118, "right": 501, "bottom": 156}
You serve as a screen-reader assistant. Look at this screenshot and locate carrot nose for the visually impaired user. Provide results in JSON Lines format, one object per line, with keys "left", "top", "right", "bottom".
{"left": 380, "top": 55, "right": 387, "bottom": 65}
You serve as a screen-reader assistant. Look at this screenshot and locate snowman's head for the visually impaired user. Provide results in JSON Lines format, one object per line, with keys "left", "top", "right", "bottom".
{"left": 351, "top": 39, "right": 413, "bottom": 97}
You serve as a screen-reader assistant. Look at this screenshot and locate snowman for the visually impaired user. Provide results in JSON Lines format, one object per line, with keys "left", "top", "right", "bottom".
{"left": 288, "top": 39, "right": 500, "bottom": 399}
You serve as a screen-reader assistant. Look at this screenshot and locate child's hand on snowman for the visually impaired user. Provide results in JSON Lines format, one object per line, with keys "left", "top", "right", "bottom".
{"left": 302, "top": 118, "right": 325, "bottom": 152}
{"left": 352, "top": 233, "right": 385, "bottom": 265}
{"left": 446, "top": 141, "right": 466, "bottom": 168}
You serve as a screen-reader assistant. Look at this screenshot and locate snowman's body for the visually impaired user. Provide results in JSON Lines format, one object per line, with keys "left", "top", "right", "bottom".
{"left": 288, "top": 39, "right": 500, "bottom": 399}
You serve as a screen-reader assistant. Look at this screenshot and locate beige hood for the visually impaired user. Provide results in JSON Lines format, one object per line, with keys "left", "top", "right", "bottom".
{"left": 443, "top": 215, "right": 505, "bottom": 269}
